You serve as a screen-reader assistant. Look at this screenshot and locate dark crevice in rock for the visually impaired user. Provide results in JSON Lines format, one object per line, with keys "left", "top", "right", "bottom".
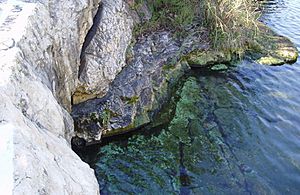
{"left": 78, "top": 2, "right": 103, "bottom": 79}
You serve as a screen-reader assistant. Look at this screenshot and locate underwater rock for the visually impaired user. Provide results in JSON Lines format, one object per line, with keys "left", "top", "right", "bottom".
{"left": 87, "top": 75, "right": 275, "bottom": 194}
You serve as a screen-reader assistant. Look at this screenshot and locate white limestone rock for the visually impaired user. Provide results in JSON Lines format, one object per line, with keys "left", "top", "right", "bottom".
{"left": 74, "top": 0, "right": 134, "bottom": 104}
{"left": 0, "top": 0, "right": 100, "bottom": 194}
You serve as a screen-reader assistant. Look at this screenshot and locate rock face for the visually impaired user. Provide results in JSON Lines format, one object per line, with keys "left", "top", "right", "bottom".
{"left": 72, "top": 29, "right": 210, "bottom": 145}
{"left": 0, "top": 0, "right": 100, "bottom": 194}
{"left": 73, "top": 0, "right": 134, "bottom": 104}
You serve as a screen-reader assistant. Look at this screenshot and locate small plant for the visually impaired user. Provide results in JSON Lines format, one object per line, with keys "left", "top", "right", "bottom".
{"left": 122, "top": 96, "right": 139, "bottom": 105}
{"left": 133, "top": 0, "right": 200, "bottom": 35}
{"left": 101, "top": 109, "right": 111, "bottom": 128}
{"left": 147, "top": 0, "right": 199, "bottom": 28}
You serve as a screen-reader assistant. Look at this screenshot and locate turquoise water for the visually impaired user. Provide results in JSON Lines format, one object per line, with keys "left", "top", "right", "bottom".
{"left": 79, "top": 1, "right": 300, "bottom": 194}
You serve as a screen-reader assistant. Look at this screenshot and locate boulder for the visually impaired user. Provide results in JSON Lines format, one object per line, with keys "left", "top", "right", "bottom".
{"left": 73, "top": 0, "right": 134, "bottom": 104}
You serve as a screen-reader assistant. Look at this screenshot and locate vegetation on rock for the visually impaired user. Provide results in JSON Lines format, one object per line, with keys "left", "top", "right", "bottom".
{"left": 185, "top": 50, "right": 232, "bottom": 68}
{"left": 132, "top": 0, "right": 259, "bottom": 52}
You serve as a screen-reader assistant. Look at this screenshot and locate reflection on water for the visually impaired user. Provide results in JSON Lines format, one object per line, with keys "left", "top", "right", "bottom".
{"left": 79, "top": 0, "right": 300, "bottom": 194}
{"left": 259, "top": 0, "right": 285, "bottom": 14}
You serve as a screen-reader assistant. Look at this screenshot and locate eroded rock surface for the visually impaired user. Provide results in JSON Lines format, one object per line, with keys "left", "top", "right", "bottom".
{"left": 0, "top": 0, "right": 100, "bottom": 194}
{"left": 74, "top": 0, "right": 134, "bottom": 104}
{"left": 72, "top": 29, "right": 209, "bottom": 145}
{"left": 186, "top": 50, "right": 232, "bottom": 68}
{"left": 249, "top": 23, "right": 298, "bottom": 65}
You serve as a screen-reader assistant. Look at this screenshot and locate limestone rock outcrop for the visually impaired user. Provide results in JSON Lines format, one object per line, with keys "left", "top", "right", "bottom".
{"left": 0, "top": 0, "right": 100, "bottom": 194}
{"left": 73, "top": 0, "right": 134, "bottom": 104}
{"left": 72, "top": 29, "right": 210, "bottom": 145}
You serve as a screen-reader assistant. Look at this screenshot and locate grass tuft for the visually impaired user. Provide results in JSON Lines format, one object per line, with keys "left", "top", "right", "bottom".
{"left": 132, "top": 0, "right": 260, "bottom": 53}
{"left": 203, "top": 0, "right": 260, "bottom": 52}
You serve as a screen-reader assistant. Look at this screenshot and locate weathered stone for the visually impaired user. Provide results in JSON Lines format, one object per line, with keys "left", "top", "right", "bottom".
{"left": 249, "top": 23, "right": 298, "bottom": 65}
{"left": 74, "top": 0, "right": 134, "bottom": 104}
{"left": 211, "top": 64, "right": 228, "bottom": 71}
{"left": 126, "top": 0, "right": 152, "bottom": 25}
{"left": 186, "top": 50, "right": 232, "bottom": 68}
{"left": 72, "top": 29, "right": 209, "bottom": 145}
{"left": 0, "top": 0, "right": 100, "bottom": 194}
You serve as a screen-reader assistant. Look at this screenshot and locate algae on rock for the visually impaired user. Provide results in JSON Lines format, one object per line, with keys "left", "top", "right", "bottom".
{"left": 248, "top": 23, "right": 298, "bottom": 65}
{"left": 185, "top": 50, "right": 232, "bottom": 68}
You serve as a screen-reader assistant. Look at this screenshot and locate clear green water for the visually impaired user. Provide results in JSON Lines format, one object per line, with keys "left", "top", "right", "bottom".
{"left": 79, "top": 1, "right": 300, "bottom": 194}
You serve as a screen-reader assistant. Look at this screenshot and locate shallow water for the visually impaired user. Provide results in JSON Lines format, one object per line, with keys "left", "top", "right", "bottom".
{"left": 79, "top": 0, "right": 300, "bottom": 194}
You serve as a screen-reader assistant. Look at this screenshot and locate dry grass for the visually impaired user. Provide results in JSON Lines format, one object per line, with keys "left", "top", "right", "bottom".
{"left": 203, "top": 0, "right": 260, "bottom": 52}
{"left": 133, "top": 0, "right": 260, "bottom": 53}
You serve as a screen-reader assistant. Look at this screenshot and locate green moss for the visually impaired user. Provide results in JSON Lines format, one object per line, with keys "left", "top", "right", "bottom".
{"left": 210, "top": 64, "right": 228, "bottom": 71}
{"left": 276, "top": 46, "right": 298, "bottom": 63}
{"left": 167, "top": 77, "right": 202, "bottom": 143}
{"left": 120, "top": 96, "right": 140, "bottom": 105}
{"left": 162, "top": 64, "right": 176, "bottom": 71}
{"left": 127, "top": 96, "right": 140, "bottom": 104}
{"left": 101, "top": 109, "right": 111, "bottom": 128}
{"left": 185, "top": 50, "right": 232, "bottom": 68}
{"left": 90, "top": 112, "right": 99, "bottom": 122}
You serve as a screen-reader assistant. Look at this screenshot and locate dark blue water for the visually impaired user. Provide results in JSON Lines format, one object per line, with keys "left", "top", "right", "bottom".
{"left": 80, "top": 1, "right": 300, "bottom": 194}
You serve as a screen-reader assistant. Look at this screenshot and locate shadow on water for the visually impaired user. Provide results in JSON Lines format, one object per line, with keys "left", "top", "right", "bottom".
{"left": 76, "top": 0, "right": 300, "bottom": 194}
